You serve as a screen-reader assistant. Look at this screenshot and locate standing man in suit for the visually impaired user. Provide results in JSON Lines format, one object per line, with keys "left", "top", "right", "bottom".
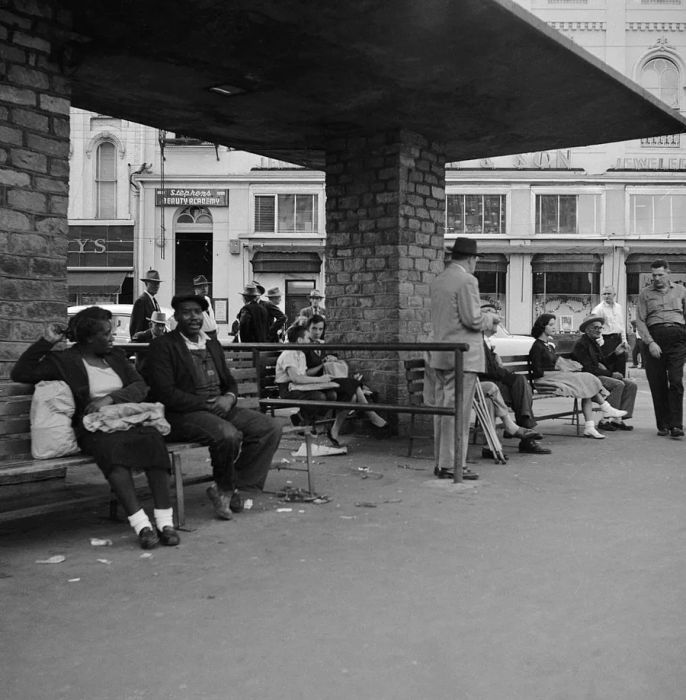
{"left": 429, "top": 238, "right": 499, "bottom": 480}
{"left": 192, "top": 274, "right": 218, "bottom": 339}
{"left": 297, "top": 289, "right": 325, "bottom": 325}
{"left": 237, "top": 283, "right": 271, "bottom": 342}
{"left": 262, "top": 286, "right": 288, "bottom": 342}
{"left": 146, "top": 294, "right": 281, "bottom": 519}
{"left": 130, "top": 269, "right": 162, "bottom": 339}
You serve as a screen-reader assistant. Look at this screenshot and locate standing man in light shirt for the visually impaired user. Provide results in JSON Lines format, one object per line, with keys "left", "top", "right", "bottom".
{"left": 636, "top": 259, "right": 686, "bottom": 439}
{"left": 592, "top": 286, "right": 628, "bottom": 377}
{"left": 192, "top": 274, "right": 218, "bottom": 339}
{"left": 429, "top": 237, "right": 499, "bottom": 481}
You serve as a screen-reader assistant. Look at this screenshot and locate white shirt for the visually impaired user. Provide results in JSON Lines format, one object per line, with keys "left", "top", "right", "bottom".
{"left": 275, "top": 349, "right": 306, "bottom": 384}
{"left": 591, "top": 301, "right": 627, "bottom": 343}
{"left": 180, "top": 330, "right": 210, "bottom": 350}
{"left": 83, "top": 362, "right": 123, "bottom": 399}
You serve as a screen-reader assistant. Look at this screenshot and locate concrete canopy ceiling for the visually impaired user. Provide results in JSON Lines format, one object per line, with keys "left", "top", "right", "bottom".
{"left": 64, "top": 0, "right": 686, "bottom": 169}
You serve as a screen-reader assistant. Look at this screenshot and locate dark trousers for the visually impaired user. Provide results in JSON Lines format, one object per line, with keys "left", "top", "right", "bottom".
{"left": 167, "top": 406, "right": 281, "bottom": 491}
{"left": 601, "top": 333, "right": 627, "bottom": 377}
{"left": 644, "top": 325, "right": 686, "bottom": 430}
{"left": 498, "top": 374, "right": 536, "bottom": 428}
{"left": 632, "top": 339, "right": 643, "bottom": 367}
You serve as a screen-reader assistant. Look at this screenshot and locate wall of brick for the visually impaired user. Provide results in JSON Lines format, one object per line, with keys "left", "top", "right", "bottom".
{"left": 0, "top": 0, "right": 71, "bottom": 377}
{"left": 324, "top": 130, "right": 446, "bottom": 409}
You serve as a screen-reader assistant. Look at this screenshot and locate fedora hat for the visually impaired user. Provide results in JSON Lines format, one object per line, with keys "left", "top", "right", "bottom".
{"left": 171, "top": 294, "right": 209, "bottom": 312}
{"left": 451, "top": 237, "right": 477, "bottom": 258}
{"left": 192, "top": 274, "right": 209, "bottom": 287}
{"left": 579, "top": 314, "right": 605, "bottom": 333}
{"left": 239, "top": 283, "right": 260, "bottom": 298}
{"left": 147, "top": 311, "right": 168, "bottom": 325}
{"left": 266, "top": 286, "right": 282, "bottom": 298}
{"left": 250, "top": 280, "right": 265, "bottom": 295}
{"left": 140, "top": 269, "right": 162, "bottom": 283}
{"left": 309, "top": 289, "right": 324, "bottom": 299}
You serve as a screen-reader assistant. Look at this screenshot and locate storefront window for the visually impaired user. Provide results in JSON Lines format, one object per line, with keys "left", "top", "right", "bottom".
{"left": 474, "top": 254, "right": 508, "bottom": 320}
{"left": 446, "top": 194, "right": 506, "bottom": 234}
{"left": 535, "top": 194, "right": 576, "bottom": 234}
{"left": 532, "top": 255, "right": 601, "bottom": 335}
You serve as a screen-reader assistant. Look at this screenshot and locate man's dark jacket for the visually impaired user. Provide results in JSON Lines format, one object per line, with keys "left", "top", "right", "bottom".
{"left": 146, "top": 329, "right": 237, "bottom": 414}
{"left": 130, "top": 292, "right": 157, "bottom": 339}
{"left": 571, "top": 334, "right": 612, "bottom": 377}
{"left": 238, "top": 300, "right": 270, "bottom": 343}
{"left": 479, "top": 340, "right": 518, "bottom": 387}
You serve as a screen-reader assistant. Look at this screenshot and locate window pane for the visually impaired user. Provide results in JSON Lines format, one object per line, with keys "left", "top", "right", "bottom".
{"left": 295, "top": 194, "right": 315, "bottom": 232}
{"left": 97, "top": 182, "right": 116, "bottom": 219}
{"left": 632, "top": 195, "right": 653, "bottom": 234}
{"left": 97, "top": 142, "right": 115, "bottom": 179}
{"left": 642, "top": 57, "right": 680, "bottom": 108}
{"left": 278, "top": 194, "right": 295, "bottom": 232}
{"left": 464, "top": 195, "right": 483, "bottom": 233}
{"left": 255, "top": 195, "right": 275, "bottom": 232}
{"left": 654, "top": 194, "right": 672, "bottom": 235}
{"left": 577, "top": 194, "right": 598, "bottom": 235}
{"left": 446, "top": 195, "right": 463, "bottom": 234}
{"left": 672, "top": 195, "right": 686, "bottom": 234}
{"left": 558, "top": 196, "right": 577, "bottom": 233}
{"left": 536, "top": 195, "right": 557, "bottom": 233}
{"left": 483, "top": 195, "right": 505, "bottom": 233}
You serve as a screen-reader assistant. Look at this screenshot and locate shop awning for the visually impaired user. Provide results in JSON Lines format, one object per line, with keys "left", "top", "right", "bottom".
{"left": 476, "top": 253, "right": 508, "bottom": 273}
{"left": 625, "top": 253, "right": 686, "bottom": 275}
{"left": 67, "top": 270, "right": 127, "bottom": 294}
{"left": 531, "top": 253, "right": 602, "bottom": 273}
{"left": 251, "top": 250, "right": 322, "bottom": 274}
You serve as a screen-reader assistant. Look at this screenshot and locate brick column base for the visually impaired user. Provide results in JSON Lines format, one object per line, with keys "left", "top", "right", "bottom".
{"left": 325, "top": 130, "right": 446, "bottom": 415}
{"left": 0, "top": 2, "right": 71, "bottom": 377}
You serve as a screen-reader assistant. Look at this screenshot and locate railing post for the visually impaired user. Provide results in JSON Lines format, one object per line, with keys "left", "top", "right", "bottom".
{"left": 453, "top": 347, "right": 464, "bottom": 484}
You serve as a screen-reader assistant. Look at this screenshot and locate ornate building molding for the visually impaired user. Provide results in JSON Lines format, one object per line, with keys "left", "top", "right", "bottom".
{"left": 627, "top": 22, "right": 686, "bottom": 31}
{"left": 548, "top": 21, "right": 606, "bottom": 31}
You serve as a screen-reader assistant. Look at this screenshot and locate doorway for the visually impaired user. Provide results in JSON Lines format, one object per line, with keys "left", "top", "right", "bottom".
{"left": 174, "top": 206, "right": 213, "bottom": 295}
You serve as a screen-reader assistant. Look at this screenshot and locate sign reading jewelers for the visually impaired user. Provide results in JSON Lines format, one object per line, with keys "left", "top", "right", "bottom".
{"left": 155, "top": 189, "right": 228, "bottom": 206}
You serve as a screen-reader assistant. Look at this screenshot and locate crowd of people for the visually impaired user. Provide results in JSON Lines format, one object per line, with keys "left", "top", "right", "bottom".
{"left": 13, "top": 250, "right": 684, "bottom": 545}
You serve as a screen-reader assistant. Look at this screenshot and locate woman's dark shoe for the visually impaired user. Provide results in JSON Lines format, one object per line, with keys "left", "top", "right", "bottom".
{"left": 326, "top": 428, "right": 341, "bottom": 448}
{"left": 138, "top": 526, "right": 159, "bottom": 550}
{"left": 290, "top": 412, "right": 303, "bottom": 427}
{"left": 157, "top": 526, "right": 180, "bottom": 546}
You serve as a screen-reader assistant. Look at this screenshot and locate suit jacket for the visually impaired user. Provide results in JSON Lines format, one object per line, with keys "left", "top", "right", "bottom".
{"left": 571, "top": 334, "right": 612, "bottom": 377}
{"left": 11, "top": 338, "right": 147, "bottom": 437}
{"left": 430, "top": 261, "right": 485, "bottom": 372}
{"left": 130, "top": 292, "right": 158, "bottom": 339}
{"left": 146, "top": 329, "right": 237, "bottom": 414}
{"left": 238, "top": 300, "right": 270, "bottom": 343}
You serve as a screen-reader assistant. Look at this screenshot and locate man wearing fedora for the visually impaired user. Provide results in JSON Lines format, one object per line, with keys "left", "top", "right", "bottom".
{"left": 237, "top": 283, "right": 270, "bottom": 342}
{"left": 572, "top": 314, "right": 637, "bottom": 431}
{"left": 430, "top": 237, "right": 499, "bottom": 480}
{"left": 130, "top": 269, "right": 162, "bottom": 339}
{"left": 146, "top": 294, "right": 281, "bottom": 519}
{"left": 192, "top": 274, "right": 218, "bottom": 339}
{"left": 298, "top": 289, "right": 325, "bottom": 325}
{"left": 261, "top": 286, "right": 287, "bottom": 342}
{"left": 132, "top": 310, "right": 168, "bottom": 376}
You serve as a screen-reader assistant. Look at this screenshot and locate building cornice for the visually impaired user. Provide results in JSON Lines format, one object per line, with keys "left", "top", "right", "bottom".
{"left": 548, "top": 21, "right": 606, "bottom": 32}
{"left": 627, "top": 22, "right": 686, "bottom": 32}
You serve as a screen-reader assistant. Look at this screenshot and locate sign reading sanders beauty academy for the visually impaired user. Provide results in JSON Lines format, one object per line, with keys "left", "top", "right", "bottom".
{"left": 155, "top": 188, "right": 228, "bottom": 206}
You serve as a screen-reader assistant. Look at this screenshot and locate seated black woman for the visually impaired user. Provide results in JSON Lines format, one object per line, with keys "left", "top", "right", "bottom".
{"left": 303, "top": 314, "right": 389, "bottom": 438}
{"left": 529, "top": 313, "right": 627, "bottom": 439}
{"left": 11, "top": 307, "right": 179, "bottom": 550}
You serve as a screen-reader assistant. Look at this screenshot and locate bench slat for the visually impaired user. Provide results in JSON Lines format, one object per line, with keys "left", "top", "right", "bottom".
{"left": 0, "top": 383, "right": 33, "bottom": 397}
{"left": 0, "top": 417, "right": 31, "bottom": 434}
{"left": 0, "top": 397, "right": 31, "bottom": 416}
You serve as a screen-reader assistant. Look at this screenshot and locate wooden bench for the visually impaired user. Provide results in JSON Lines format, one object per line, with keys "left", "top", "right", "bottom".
{"left": 403, "top": 354, "right": 583, "bottom": 456}
{"left": 0, "top": 346, "right": 314, "bottom": 525}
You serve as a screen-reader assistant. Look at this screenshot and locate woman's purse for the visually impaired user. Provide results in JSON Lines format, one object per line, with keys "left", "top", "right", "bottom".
{"left": 30, "top": 380, "right": 80, "bottom": 459}
{"left": 555, "top": 356, "right": 582, "bottom": 372}
{"left": 323, "top": 359, "right": 349, "bottom": 378}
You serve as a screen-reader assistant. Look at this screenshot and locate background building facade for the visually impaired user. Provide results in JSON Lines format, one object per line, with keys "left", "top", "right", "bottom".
{"left": 67, "top": 0, "right": 686, "bottom": 337}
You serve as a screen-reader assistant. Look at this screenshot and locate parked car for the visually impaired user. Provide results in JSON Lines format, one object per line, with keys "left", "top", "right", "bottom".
{"left": 67, "top": 303, "right": 175, "bottom": 343}
{"left": 489, "top": 324, "right": 534, "bottom": 358}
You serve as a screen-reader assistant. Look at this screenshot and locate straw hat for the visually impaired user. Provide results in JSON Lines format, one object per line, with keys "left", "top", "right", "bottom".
{"left": 140, "top": 269, "right": 162, "bottom": 282}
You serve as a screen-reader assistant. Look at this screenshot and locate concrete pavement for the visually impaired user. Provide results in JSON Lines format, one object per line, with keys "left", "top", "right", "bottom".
{"left": 2, "top": 374, "right": 686, "bottom": 700}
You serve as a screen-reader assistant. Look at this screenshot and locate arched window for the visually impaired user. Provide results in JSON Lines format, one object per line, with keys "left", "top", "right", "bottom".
{"left": 641, "top": 57, "right": 680, "bottom": 108}
{"left": 95, "top": 141, "right": 117, "bottom": 218}
{"left": 175, "top": 206, "right": 213, "bottom": 225}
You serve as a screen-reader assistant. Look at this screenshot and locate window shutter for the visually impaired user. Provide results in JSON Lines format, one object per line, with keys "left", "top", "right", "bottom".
{"left": 255, "top": 196, "right": 275, "bottom": 232}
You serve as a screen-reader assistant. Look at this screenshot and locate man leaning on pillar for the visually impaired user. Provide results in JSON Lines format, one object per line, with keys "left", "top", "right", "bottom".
{"left": 429, "top": 237, "right": 499, "bottom": 480}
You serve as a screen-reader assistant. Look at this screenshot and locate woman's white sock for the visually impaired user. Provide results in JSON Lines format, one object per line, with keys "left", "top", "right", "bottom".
{"left": 127, "top": 508, "right": 152, "bottom": 535}
{"left": 154, "top": 508, "right": 174, "bottom": 531}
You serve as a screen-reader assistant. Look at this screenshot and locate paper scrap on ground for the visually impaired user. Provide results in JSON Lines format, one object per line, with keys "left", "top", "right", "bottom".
{"left": 139, "top": 553, "right": 153, "bottom": 559}
{"left": 36, "top": 555, "right": 65, "bottom": 564}
{"left": 68, "top": 578, "right": 81, "bottom": 582}
{"left": 90, "top": 538, "right": 112, "bottom": 547}
{"left": 97, "top": 559, "right": 112, "bottom": 565}
{"left": 291, "top": 443, "right": 348, "bottom": 457}
{"left": 244, "top": 498, "right": 253, "bottom": 510}
{"left": 276, "top": 508, "right": 293, "bottom": 513}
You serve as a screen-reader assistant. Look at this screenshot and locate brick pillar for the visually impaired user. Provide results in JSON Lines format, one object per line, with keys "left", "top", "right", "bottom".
{"left": 325, "top": 130, "right": 446, "bottom": 408}
{"left": 0, "top": 2, "right": 71, "bottom": 377}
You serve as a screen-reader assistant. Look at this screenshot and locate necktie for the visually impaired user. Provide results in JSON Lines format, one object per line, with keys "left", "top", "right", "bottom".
{"left": 153, "top": 296, "right": 160, "bottom": 312}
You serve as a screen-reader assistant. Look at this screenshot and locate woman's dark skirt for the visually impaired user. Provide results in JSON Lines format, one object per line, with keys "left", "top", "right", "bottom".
{"left": 78, "top": 426, "right": 170, "bottom": 477}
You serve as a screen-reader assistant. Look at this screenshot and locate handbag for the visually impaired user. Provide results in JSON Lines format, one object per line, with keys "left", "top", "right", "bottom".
{"left": 288, "top": 381, "right": 339, "bottom": 392}
{"left": 30, "top": 380, "right": 80, "bottom": 459}
{"left": 323, "top": 359, "right": 349, "bottom": 378}
{"left": 555, "top": 356, "right": 582, "bottom": 372}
